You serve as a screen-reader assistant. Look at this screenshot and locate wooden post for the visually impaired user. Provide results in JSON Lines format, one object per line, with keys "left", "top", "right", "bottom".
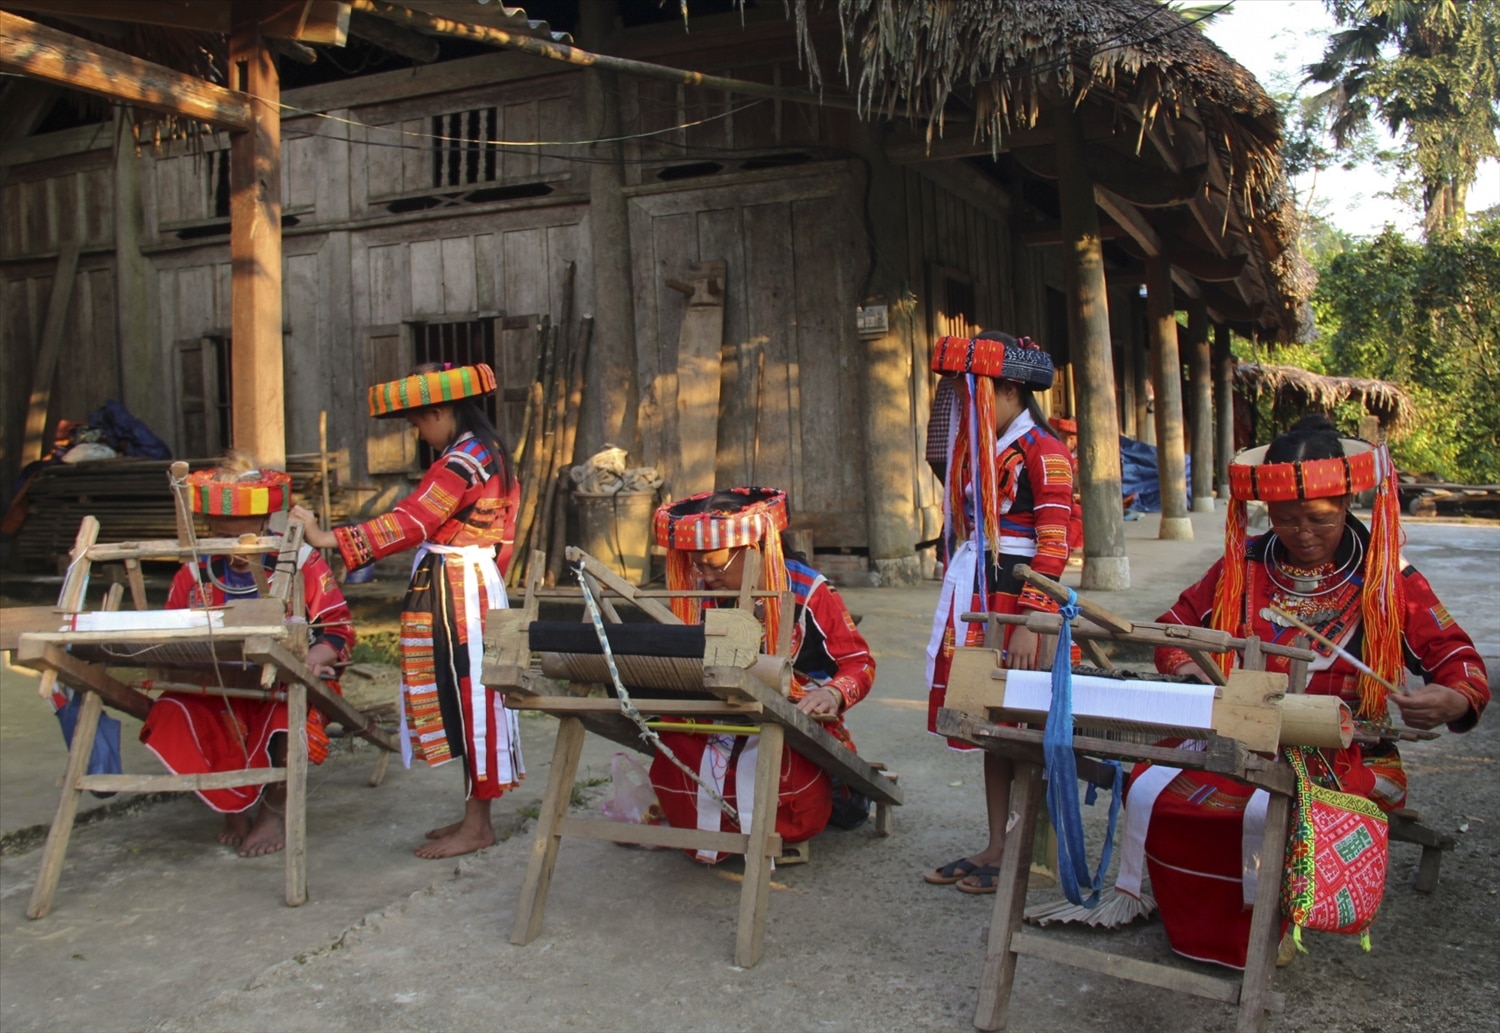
{"left": 735, "top": 721, "right": 784, "bottom": 967}
{"left": 284, "top": 675, "right": 308, "bottom": 906}
{"left": 229, "top": 2, "right": 285, "bottom": 467}
{"left": 575, "top": 0, "right": 639, "bottom": 460}
{"left": 511, "top": 715, "right": 586, "bottom": 945}
{"left": 854, "top": 119, "right": 922, "bottom": 586}
{"left": 114, "top": 109, "right": 166, "bottom": 448}
{"left": 20, "top": 242, "right": 80, "bottom": 467}
{"left": 1054, "top": 100, "right": 1128, "bottom": 590}
{"left": 1145, "top": 255, "right": 1192, "bottom": 540}
{"left": 1186, "top": 298, "right": 1215, "bottom": 511}
{"left": 973, "top": 759, "right": 1045, "bottom": 1029}
{"left": 1132, "top": 303, "right": 1152, "bottom": 446}
{"left": 1214, "top": 322, "right": 1235, "bottom": 496}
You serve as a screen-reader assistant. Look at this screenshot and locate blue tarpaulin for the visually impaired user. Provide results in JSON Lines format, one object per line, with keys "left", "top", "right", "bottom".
{"left": 1119, "top": 436, "right": 1192, "bottom": 513}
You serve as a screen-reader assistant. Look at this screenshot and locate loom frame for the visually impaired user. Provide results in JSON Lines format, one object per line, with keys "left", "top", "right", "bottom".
{"left": 481, "top": 547, "right": 904, "bottom": 967}
{"left": 4, "top": 488, "right": 398, "bottom": 920}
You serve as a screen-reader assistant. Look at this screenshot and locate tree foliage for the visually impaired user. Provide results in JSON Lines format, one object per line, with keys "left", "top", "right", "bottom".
{"left": 1311, "top": 216, "right": 1500, "bottom": 481}
{"left": 1307, "top": 0, "right": 1500, "bottom": 240}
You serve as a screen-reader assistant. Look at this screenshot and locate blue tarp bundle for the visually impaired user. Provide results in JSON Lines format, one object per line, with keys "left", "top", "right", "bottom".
{"left": 1119, "top": 435, "right": 1192, "bottom": 513}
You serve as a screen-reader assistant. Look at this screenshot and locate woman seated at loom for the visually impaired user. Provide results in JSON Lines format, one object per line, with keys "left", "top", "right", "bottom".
{"left": 1123, "top": 415, "right": 1488, "bottom": 968}
{"left": 138, "top": 453, "right": 355, "bottom": 858}
{"left": 648, "top": 487, "right": 877, "bottom": 861}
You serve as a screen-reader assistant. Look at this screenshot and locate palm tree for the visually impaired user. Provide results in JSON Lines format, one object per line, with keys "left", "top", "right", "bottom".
{"left": 1306, "top": 0, "right": 1500, "bottom": 240}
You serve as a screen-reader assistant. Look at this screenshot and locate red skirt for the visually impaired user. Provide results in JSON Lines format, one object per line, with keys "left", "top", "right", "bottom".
{"left": 649, "top": 730, "right": 832, "bottom": 863}
{"left": 140, "top": 691, "right": 334, "bottom": 813}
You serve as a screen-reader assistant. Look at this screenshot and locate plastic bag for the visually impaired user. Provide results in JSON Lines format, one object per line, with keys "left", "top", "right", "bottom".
{"left": 599, "top": 751, "right": 663, "bottom": 825}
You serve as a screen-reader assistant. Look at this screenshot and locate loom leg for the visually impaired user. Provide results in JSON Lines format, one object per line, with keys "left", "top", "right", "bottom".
{"left": 368, "top": 748, "right": 393, "bottom": 788}
{"left": 735, "top": 722, "right": 784, "bottom": 968}
{"left": 1236, "top": 791, "right": 1290, "bottom": 1033}
{"left": 973, "top": 759, "right": 1044, "bottom": 1030}
{"left": 27, "top": 690, "right": 103, "bottom": 919}
{"left": 511, "top": 715, "right": 585, "bottom": 946}
{"left": 284, "top": 679, "right": 308, "bottom": 907}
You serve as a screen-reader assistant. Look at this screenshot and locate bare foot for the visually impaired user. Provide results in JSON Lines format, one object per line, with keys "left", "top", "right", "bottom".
{"left": 424, "top": 820, "right": 465, "bottom": 840}
{"left": 414, "top": 825, "right": 494, "bottom": 859}
{"left": 238, "top": 800, "right": 286, "bottom": 857}
{"left": 218, "top": 812, "right": 251, "bottom": 847}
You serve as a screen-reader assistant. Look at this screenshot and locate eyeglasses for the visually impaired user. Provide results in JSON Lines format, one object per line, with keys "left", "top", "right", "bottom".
{"left": 688, "top": 547, "right": 744, "bottom": 574}
{"left": 1269, "top": 515, "right": 1344, "bottom": 537}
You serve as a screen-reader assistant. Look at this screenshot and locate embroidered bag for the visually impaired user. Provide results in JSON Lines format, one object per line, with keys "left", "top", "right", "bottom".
{"left": 1280, "top": 746, "right": 1389, "bottom": 951}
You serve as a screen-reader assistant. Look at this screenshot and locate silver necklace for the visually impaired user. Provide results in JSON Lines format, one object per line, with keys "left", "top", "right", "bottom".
{"left": 1264, "top": 528, "right": 1362, "bottom": 598}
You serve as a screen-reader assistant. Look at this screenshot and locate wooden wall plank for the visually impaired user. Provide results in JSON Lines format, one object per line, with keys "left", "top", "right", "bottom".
{"left": 283, "top": 250, "right": 321, "bottom": 453}
{"left": 644, "top": 211, "right": 695, "bottom": 481}
{"left": 791, "top": 193, "right": 864, "bottom": 515}
{"left": 367, "top": 242, "right": 407, "bottom": 326}
{"left": 500, "top": 226, "right": 550, "bottom": 321}
{"left": 735, "top": 200, "right": 794, "bottom": 493}
{"left": 400, "top": 118, "right": 428, "bottom": 194}
{"left": 364, "top": 121, "right": 403, "bottom": 203}
{"left": 440, "top": 235, "right": 476, "bottom": 314}
{"left": 410, "top": 238, "right": 442, "bottom": 316}
{"left": 474, "top": 231, "right": 500, "bottom": 312}
{"left": 501, "top": 100, "right": 539, "bottom": 182}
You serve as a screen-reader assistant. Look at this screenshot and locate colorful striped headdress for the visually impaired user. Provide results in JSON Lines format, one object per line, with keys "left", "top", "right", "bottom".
{"left": 1212, "top": 438, "right": 1405, "bottom": 718}
{"left": 932, "top": 334, "right": 1055, "bottom": 546}
{"left": 368, "top": 363, "right": 497, "bottom": 418}
{"left": 654, "top": 486, "right": 791, "bottom": 652}
{"left": 185, "top": 468, "right": 293, "bottom": 516}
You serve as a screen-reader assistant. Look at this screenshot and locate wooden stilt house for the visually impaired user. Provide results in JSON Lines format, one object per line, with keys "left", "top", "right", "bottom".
{"left": 0, "top": 0, "right": 1308, "bottom": 587}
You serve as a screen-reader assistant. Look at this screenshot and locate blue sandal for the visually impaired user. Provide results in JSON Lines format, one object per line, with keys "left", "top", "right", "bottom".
{"left": 924, "top": 857, "right": 981, "bottom": 885}
{"left": 956, "top": 865, "right": 1001, "bottom": 894}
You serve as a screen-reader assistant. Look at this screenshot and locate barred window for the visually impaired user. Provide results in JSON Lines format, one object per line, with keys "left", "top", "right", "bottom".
{"left": 432, "top": 107, "right": 499, "bottom": 188}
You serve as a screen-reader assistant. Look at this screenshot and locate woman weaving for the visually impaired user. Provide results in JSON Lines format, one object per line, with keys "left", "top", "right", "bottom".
{"left": 1124, "top": 415, "right": 1489, "bottom": 968}
{"left": 648, "top": 488, "right": 877, "bottom": 860}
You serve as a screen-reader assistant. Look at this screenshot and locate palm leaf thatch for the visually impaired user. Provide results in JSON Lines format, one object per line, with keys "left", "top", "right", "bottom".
{"left": 1234, "top": 362, "right": 1415, "bottom": 435}
{"left": 792, "top": 0, "right": 1314, "bottom": 332}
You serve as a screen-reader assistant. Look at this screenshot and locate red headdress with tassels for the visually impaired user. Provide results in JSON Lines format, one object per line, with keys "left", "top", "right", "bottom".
{"left": 1213, "top": 439, "right": 1405, "bottom": 718}
{"left": 931, "top": 335, "right": 1055, "bottom": 548}
{"left": 653, "top": 487, "right": 791, "bottom": 653}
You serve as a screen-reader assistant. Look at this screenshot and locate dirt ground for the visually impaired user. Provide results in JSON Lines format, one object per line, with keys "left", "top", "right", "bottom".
{"left": 1, "top": 512, "right": 1496, "bottom": 1033}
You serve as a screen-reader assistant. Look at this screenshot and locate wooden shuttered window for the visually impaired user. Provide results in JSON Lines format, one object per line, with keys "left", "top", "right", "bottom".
{"left": 364, "top": 324, "right": 416, "bottom": 475}
{"left": 176, "top": 336, "right": 230, "bottom": 458}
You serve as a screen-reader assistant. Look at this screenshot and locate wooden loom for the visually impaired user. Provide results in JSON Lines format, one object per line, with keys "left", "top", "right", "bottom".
{"left": 2, "top": 472, "right": 399, "bottom": 919}
{"left": 481, "top": 547, "right": 904, "bottom": 967}
{"left": 936, "top": 565, "right": 1346, "bottom": 1033}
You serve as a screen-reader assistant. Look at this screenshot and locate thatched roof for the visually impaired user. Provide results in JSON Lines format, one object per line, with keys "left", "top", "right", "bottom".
{"left": 793, "top": 0, "right": 1313, "bottom": 338}
{"left": 1234, "top": 363, "right": 1415, "bottom": 434}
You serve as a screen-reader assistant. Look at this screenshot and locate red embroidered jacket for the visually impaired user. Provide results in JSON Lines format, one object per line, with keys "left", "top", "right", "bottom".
{"left": 335, "top": 433, "right": 521, "bottom": 576}
{"left": 981, "top": 424, "right": 1075, "bottom": 612}
{"left": 167, "top": 547, "right": 355, "bottom": 661}
{"left": 1156, "top": 546, "right": 1489, "bottom": 732}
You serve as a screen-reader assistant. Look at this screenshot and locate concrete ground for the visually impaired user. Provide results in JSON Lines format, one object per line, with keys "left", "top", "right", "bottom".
{"left": 1, "top": 508, "right": 1496, "bottom": 1033}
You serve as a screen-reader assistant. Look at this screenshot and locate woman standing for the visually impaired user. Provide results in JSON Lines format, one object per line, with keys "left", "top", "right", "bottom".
{"left": 290, "top": 362, "right": 522, "bottom": 859}
{"left": 922, "top": 332, "right": 1075, "bottom": 894}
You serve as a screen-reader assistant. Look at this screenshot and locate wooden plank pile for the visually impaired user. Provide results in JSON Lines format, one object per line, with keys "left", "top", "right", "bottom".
{"left": 507, "top": 261, "right": 592, "bottom": 590}
{"left": 8, "top": 453, "right": 347, "bottom": 574}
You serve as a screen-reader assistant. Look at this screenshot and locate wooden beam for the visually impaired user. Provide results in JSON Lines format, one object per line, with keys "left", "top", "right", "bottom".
{"left": 351, "top": 0, "right": 856, "bottom": 113}
{"left": 0, "top": 11, "right": 252, "bottom": 130}
{"left": 348, "top": 8, "right": 438, "bottom": 62}
{"left": 5, "top": 1, "right": 350, "bottom": 43}
{"left": 19, "top": 242, "right": 78, "bottom": 467}
{"left": 229, "top": 2, "right": 286, "bottom": 467}
{"left": 1146, "top": 254, "right": 1193, "bottom": 540}
{"left": 1014, "top": 145, "right": 1207, "bottom": 208}
{"left": 1055, "top": 99, "right": 1129, "bottom": 591}
{"left": 1096, "top": 186, "right": 1201, "bottom": 299}
{"left": 886, "top": 127, "right": 1057, "bottom": 164}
